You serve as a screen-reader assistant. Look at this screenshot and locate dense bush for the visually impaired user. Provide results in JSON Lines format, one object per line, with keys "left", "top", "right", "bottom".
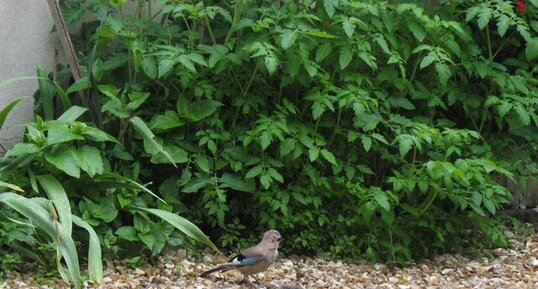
{"left": 2, "top": 0, "right": 538, "bottom": 266}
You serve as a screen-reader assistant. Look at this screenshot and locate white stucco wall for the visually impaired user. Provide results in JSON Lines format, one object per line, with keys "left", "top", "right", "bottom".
{"left": 0, "top": 0, "right": 59, "bottom": 154}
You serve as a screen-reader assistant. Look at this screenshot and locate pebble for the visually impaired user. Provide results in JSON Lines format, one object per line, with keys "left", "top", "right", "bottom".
{"left": 3, "top": 230, "right": 538, "bottom": 288}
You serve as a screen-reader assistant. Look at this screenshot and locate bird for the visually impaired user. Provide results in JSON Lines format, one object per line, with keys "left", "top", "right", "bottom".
{"left": 199, "top": 230, "right": 281, "bottom": 284}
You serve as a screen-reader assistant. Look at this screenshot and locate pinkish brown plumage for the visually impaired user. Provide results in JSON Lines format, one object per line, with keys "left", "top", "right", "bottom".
{"left": 199, "top": 230, "right": 281, "bottom": 283}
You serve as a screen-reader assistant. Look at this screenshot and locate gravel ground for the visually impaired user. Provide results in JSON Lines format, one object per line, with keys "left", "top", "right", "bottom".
{"left": 2, "top": 230, "right": 538, "bottom": 289}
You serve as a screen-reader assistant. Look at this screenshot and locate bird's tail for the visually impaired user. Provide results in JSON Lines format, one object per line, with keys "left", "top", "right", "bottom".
{"left": 198, "top": 262, "right": 240, "bottom": 277}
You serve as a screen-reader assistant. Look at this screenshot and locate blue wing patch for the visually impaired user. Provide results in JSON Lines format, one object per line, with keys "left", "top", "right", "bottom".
{"left": 231, "top": 254, "right": 261, "bottom": 266}
{"left": 239, "top": 256, "right": 260, "bottom": 266}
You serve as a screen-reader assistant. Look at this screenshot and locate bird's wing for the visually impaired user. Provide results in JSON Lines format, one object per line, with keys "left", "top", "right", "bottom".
{"left": 229, "top": 245, "right": 267, "bottom": 266}
{"left": 230, "top": 253, "right": 264, "bottom": 266}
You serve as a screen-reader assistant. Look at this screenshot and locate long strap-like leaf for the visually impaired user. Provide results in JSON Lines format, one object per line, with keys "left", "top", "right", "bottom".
{"left": 72, "top": 215, "right": 103, "bottom": 283}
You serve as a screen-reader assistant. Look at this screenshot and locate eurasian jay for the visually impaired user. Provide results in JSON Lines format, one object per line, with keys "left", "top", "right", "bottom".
{"left": 199, "top": 230, "right": 281, "bottom": 284}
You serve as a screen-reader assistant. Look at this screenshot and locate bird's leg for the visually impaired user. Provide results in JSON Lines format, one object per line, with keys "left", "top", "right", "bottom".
{"left": 240, "top": 275, "right": 256, "bottom": 288}
{"left": 251, "top": 275, "right": 261, "bottom": 284}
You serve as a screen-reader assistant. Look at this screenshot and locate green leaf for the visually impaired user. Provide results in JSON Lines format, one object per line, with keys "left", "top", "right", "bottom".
{"left": 308, "top": 148, "right": 320, "bottom": 162}
{"left": 469, "top": 203, "right": 485, "bottom": 216}
{"left": 0, "top": 180, "right": 24, "bottom": 192}
{"left": 483, "top": 198, "right": 496, "bottom": 215}
{"left": 0, "top": 193, "right": 81, "bottom": 287}
{"left": 44, "top": 147, "right": 81, "bottom": 178}
{"left": 109, "top": 0, "right": 127, "bottom": 8}
{"left": 497, "top": 14, "right": 511, "bottom": 37}
{"left": 515, "top": 105, "right": 531, "bottom": 125}
{"left": 46, "top": 121, "right": 84, "bottom": 145}
{"left": 246, "top": 164, "right": 264, "bottom": 179}
{"left": 182, "top": 100, "right": 222, "bottom": 122}
{"left": 182, "top": 175, "right": 211, "bottom": 193}
{"left": 66, "top": 77, "right": 90, "bottom": 95}
{"left": 342, "top": 17, "right": 355, "bottom": 38}
{"left": 158, "top": 59, "right": 176, "bottom": 78}
{"left": 137, "top": 207, "right": 220, "bottom": 252}
{"left": 408, "top": 21, "right": 426, "bottom": 42}
{"left": 71, "top": 215, "right": 103, "bottom": 283}
{"left": 265, "top": 56, "right": 279, "bottom": 75}
{"left": 374, "top": 192, "right": 390, "bottom": 211}
{"left": 304, "top": 61, "right": 318, "bottom": 77}
{"left": 398, "top": 137, "right": 413, "bottom": 158}
{"left": 320, "top": 149, "right": 337, "bottom": 165}
{"left": 389, "top": 96, "right": 416, "bottom": 110}
{"left": 267, "top": 168, "right": 284, "bottom": 183}
{"left": 149, "top": 111, "right": 185, "bottom": 132}
{"left": 115, "top": 226, "right": 138, "bottom": 241}
{"left": 361, "top": 135, "right": 372, "bottom": 152}
{"left": 36, "top": 175, "right": 73, "bottom": 234}
{"left": 471, "top": 191, "right": 482, "bottom": 206}
{"left": 81, "top": 126, "right": 118, "bottom": 143}
{"left": 498, "top": 102, "right": 512, "bottom": 117}
{"left": 526, "top": 38, "right": 538, "bottom": 61}
{"left": 307, "top": 29, "right": 337, "bottom": 39}
{"left": 316, "top": 43, "right": 332, "bottom": 62}
{"left": 141, "top": 57, "right": 158, "bottom": 79}
{"left": 323, "top": 0, "right": 337, "bottom": 18}
{"left": 77, "top": 146, "right": 104, "bottom": 177}
{"left": 126, "top": 91, "right": 150, "bottom": 111}
{"left": 339, "top": 48, "right": 353, "bottom": 70}
{"left": 5, "top": 143, "right": 40, "bottom": 157}
{"left": 260, "top": 174, "right": 272, "bottom": 189}
{"left": 178, "top": 55, "right": 196, "bottom": 72}
{"left": 102, "top": 96, "right": 129, "bottom": 119}
{"left": 129, "top": 116, "right": 177, "bottom": 167}
{"left": 281, "top": 29, "right": 298, "bottom": 49}
{"left": 357, "top": 164, "right": 374, "bottom": 175}
{"left": 154, "top": 144, "right": 189, "bottom": 164}
{"left": 97, "top": 85, "right": 119, "bottom": 98}
{"left": 477, "top": 9, "right": 492, "bottom": 30}
{"left": 96, "top": 173, "right": 166, "bottom": 204}
{"left": 57, "top": 106, "right": 88, "bottom": 122}
{"left": 0, "top": 97, "right": 25, "bottom": 132}
{"left": 220, "top": 173, "right": 254, "bottom": 193}
{"left": 420, "top": 52, "right": 436, "bottom": 69}
{"left": 37, "top": 68, "right": 55, "bottom": 120}
{"left": 194, "top": 155, "right": 210, "bottom": 173}
{"left": 80, "top": 198, "right": 118, "bottom": 223}
{"left": 435, "top": 63, "right": 451, "bottom": 86}
{"left": 187, "top": 53, "right": 207, "bottom": 67}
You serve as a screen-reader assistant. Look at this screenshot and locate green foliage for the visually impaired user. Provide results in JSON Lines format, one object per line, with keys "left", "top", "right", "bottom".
{"left": 3, "top": 0, "right": 538, "bottom": 267}
{"left": 0, "top": 176, "right": 101, "bottom": 289}
{"left": 0, "top": 95, "right": 217, "bottom": 281}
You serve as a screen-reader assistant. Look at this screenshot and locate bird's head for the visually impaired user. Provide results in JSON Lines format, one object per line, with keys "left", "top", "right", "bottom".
{"left": 263, "top": 229, "right": 281, "bottom": 246}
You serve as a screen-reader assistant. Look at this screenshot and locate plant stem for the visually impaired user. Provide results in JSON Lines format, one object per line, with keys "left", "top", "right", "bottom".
{"left": 232, "top": 62, "right": 259, "bottom": 130}
{"left": 328, "top": 106, "right": 341, "bottom": 145}
{"left": 224, "top": 0, "right": 243, "bottom": 44}
{"left": 409, "top": 51, "right": 424, "bottom": 83}
{"left": 485, "top": 25, "right": 493, "bottom": 61}
{"left": 493, "top": 30, "right": 516, "bottom": 59}
{"left": 204, "top": 16, "right": 217, "bottom": 45}
{"left": 419, "top": 188, "right": 438, "bottom": 216}
{"left": 389, "top": 227, "right": 396, "bottom": 265}
{"left": 146, "top": 0, "right": 152, "bottom": 31}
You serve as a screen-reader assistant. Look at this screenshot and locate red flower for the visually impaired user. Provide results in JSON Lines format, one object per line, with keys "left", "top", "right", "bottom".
{"left": 516, "top": 0, "right": 527, "bottom": 13}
